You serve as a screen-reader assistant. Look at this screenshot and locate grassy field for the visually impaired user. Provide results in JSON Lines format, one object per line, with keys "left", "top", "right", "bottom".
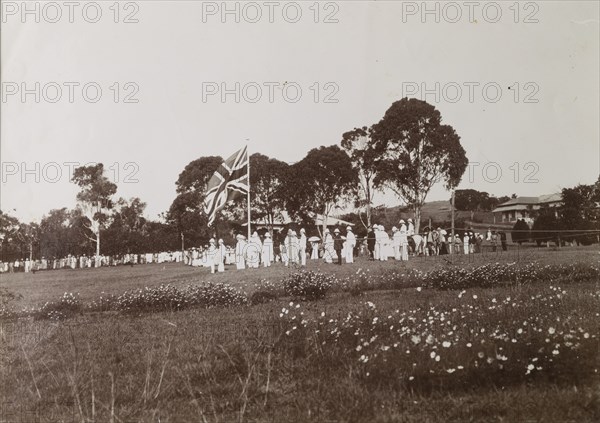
{"left": 2, "top": 245, "right": 598, "bottom": 308}
{"left": 1, "top": 247, "right": 599, "bottom": 422}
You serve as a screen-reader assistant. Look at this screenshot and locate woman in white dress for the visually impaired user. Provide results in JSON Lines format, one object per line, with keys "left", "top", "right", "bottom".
{"left": 235, "top": 235, "right": 247, "bottom": 270}
{"left": 392, "top": 226, "right": 401, "bottom": 260}
{"left": 310, "top": 241, "right": 319, "bottom": 260}
{"left": 298, "top": 228, "right": 307, "bottom": 266}
{"left": 282, "top": 230, "right": 292, "bottom": 266}
{"left": 323, "top": 229, "right": 334, "bottom": 263}
{"left": 248, "top": 231, "right": 262, "bottom": 269}
{"left": 207, "top": 239, "right": 217, "bottom": 273}
{"left": 191, "top": 248, "right": 201, "bottom": 267}
{"left": 345, "top": 227, "right": 356, "bottom": 264}
{"left": 289, "top": 231, "right": 300, "bottom": 265}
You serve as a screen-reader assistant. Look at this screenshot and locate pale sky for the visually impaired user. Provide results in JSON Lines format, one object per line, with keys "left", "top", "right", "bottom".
{"left": 1, "top": 0, "right": 599, "bottom": 223}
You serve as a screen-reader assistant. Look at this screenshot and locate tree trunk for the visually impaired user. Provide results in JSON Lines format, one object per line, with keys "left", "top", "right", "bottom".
{"left": 95, "top": 201, "right": 101, "bottom": 260}
{"left": 365, "top": 182, "right": 372, "bottom": 229}
{"left": 322, "top": 206, "right": 328, "bottom": 239}
{"left": 414, "top": 207, "right": 421, "bottom": 234}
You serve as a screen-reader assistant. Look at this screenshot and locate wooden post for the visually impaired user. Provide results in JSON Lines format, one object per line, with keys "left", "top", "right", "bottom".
{"left": 450, "top": 189, "right": 455, "bottom": 255}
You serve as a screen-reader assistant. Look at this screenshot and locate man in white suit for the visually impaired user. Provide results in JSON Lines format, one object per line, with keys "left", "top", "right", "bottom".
{"left": 399, "top": 220, "right": 409, "bottom": 261}
{"left": 262, "top": 232, "right": 274, "bottom": 267}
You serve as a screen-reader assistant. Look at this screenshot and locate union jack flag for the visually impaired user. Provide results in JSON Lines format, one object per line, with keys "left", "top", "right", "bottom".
{"left": 203, "top": 146, "right": 249, "bottom": 226}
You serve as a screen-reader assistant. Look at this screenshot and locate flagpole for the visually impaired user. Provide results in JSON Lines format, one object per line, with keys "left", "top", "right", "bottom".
{"left": 246, "top": 139, "right": 251, "bottom": 240}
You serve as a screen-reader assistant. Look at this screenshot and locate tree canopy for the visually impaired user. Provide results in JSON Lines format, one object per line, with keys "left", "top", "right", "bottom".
{"left": 249, "top": 153, "right": 289, "bottom": 234}
{"left": 71, "top": 163, "right": 117, "bottom": 256}
{"left": 286, "top": 145, "right": 358, "bottom": 236}
{"left": 341, "top": 126, "right": 379, "bottom": 229}
{"left": 370, "top": 98, "right": 468, "bottom": 232}
{"left": 167, "top": 156, "right": 223, "bottom": 247}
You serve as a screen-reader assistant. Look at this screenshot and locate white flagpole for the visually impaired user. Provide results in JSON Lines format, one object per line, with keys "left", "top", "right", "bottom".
{"left": 246, "top": 139, "right": 251, "bottom": 240}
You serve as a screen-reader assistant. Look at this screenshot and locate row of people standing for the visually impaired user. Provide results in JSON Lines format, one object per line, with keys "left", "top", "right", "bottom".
{"left": 425, "top": 229, "right": 508, "bottom": 255}
{"left": 0, "top": 251, "right": 185, "bottom": 274}
{"left": 197, "top": 226, "right": 361, "bottom": 272}
{"left": 366, "top": 219, "right": 414, "bottom": 261}
{"left": 363, "top": 221, "right": 509, "bottom": 259}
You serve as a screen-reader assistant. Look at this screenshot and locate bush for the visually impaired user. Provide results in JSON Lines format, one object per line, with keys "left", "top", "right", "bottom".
{"left": 283, "top": 270, "right": 335, "bottom": 301}
{"left": 34, "top": 292, "right": 82, "bottom": 320}
{"left": 115, "top": 283, "right": 248, "bottom": 314}
{"left": 30, "top": 283, "right": 249, "bottom": 319}
{"left": 339, "top": 262, "right": 600, "bottom": 293}
{"left": 250, "top": 290, "right": 278, "bottom": 305}
{"left": 511, "top": 219, "right": 530, "bottom": 244}
{"left": 0, "top": 287, "right": 22, "bottom": 319}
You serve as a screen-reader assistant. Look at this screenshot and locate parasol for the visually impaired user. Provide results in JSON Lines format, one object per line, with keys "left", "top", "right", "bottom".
{"left": 308, "top": 236, "right": 320, "bottom": 242}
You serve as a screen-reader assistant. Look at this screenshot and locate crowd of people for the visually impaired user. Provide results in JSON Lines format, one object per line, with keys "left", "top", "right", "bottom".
{"left": 185, "top": 220, "right": 508, "bottom": 273}
{"left": 1, "top": 220, "right": 508, "bottom": 274}
{"left": 0, "top": 251, "right": 184, "bottom": 274}
{"left": 185, "top": 226, "right": 358, "bottom": 273}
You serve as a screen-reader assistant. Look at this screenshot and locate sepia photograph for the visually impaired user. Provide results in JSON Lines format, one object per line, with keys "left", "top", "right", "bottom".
{"left": 1, "top": 1, "right": 599, "bottom": 422}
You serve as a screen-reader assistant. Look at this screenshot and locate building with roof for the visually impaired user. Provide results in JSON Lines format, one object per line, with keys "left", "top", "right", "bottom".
{"left": 492, "top": 193, "right": 562, "bottom": 223}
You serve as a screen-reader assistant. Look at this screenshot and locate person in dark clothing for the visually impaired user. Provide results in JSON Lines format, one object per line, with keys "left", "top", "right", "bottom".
{"left": 333, "top": 228, "right": 344, "bottom": 265}
{"left": 366, "top": 227, "right": 376, "bottom": 260}
{"left": 273, "top": 229, "right": 283, "bottom": 261}
{"left": 499, "top": 231, "right": 507, "bottom": 251}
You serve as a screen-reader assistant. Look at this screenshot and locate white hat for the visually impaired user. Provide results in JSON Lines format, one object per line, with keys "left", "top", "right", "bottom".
{"left": 408, "top": 218, "right": 413, "bottom": 222}
{"left": 209, "top": 238, "right": 215, "bottom": 243}
{"left": 399, "top": 219, "right": 405, "bottom": 224}
{"left": 347, "top": 226, "right": 352, "bottom": 231}
{"left": 265, "top": 232, "right": 271, "bottom": 238}
{"left": 300, "top": 228, "right": 305, "bottom": 233}
{"left": 334, "top": 228, "right": 340, "bottom": 233}
{"left": 380, "top": 226, "right": 385, "bottom": 230}
{"left": 292, "top": 230, "right": 297, "bottom": 236}
{"left": 324, "top": 228, "right": 330, "bottom": 233}
{"left": 252, "top": 231, "right": 258, "bottom": 237}
{"left": 218, "top": 238, "right": 224, "bottom": 243}
{"left": 392, "top": 226, "right": 398, "bottom": 231}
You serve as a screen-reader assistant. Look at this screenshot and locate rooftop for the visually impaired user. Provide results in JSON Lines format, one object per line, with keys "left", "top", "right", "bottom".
{"left": 492, "top": 193, "right": 562, "bottom": 213}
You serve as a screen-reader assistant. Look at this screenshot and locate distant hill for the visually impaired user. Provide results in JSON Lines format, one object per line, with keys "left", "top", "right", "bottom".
{"left": 380, "top": 200, "right": 498, "bottom": 228}
{"left": 340, "top": 200, "right": 507, "bottom": 236}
